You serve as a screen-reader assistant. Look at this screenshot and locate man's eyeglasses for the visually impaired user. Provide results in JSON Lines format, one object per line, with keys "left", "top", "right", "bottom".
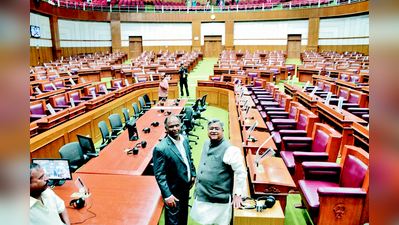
{"left": 208, "top": 127, "right": 221, "bottom": 131}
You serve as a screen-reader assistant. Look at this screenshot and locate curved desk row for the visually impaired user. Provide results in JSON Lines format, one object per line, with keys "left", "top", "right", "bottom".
{"left": 30, "top": 83, "right": 179, "bottom": 159}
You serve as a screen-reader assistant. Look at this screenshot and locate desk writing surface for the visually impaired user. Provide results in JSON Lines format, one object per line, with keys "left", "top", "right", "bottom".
{"left": 78, "top": 104, "right": 185, "bottom": 175}
{"left": 240, "top": 109, "right": 267, "bottom": 130}
{"left": 242, "top": 130, "right": 277, "bottom": 154}
{"left": 236, "top": 96, "right": 256, "bottom": 108}
{"left": 52, "top": 174, "right": 163, "bottom": 225}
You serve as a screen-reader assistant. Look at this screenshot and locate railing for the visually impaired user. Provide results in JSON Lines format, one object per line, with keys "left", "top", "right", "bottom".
{"left": 45, "top": 0, "right": 367, "bottom": 13}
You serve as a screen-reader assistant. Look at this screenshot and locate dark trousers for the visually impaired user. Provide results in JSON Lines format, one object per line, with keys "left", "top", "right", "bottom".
{"left": 180, "top": 79, "right": 189, "bottom": 96}
{"left": 165, "top": 191, "right": 189, "bottom": 225}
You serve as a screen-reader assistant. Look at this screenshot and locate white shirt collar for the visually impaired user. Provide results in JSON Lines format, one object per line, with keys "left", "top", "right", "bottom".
{"left": 168, "top": 134, "right": 184, "bottom": 145}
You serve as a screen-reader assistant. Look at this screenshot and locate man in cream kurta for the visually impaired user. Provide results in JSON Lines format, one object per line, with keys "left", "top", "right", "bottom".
{"left": 190, "top": 118, "right": 247, "bottom": 225}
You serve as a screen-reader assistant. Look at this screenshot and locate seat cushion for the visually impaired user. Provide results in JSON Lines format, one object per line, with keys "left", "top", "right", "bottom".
{"left": 299, "top": 180, "right": 340, "bottom": 218}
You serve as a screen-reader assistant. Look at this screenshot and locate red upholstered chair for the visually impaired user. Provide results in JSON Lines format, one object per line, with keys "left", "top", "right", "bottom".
{"left": 270, "top": 108, "right": 318, "bottom": 151}
{"left": 280, "top": 123, "right": 342, "bottom": 187}
{"left": 298, "top": 145, "right": 369, "bottom": 225}
{"left": 30, "top": 100, "right": 48, "bottom": 122}
{"left": 49, "top": 93, "right": 71, "bottom": 109}
{"left": 265, "top": 101, "right": 304, "bottom": 132}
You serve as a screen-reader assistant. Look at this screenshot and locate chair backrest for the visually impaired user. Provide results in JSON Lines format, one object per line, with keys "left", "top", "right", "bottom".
{"left": 184, "top": 107, "right": 195, "bottom": 130}
{"left": 316, "top": 81, "right": 323, "bottom": 89}
{"left": 98, "top": 121, "right": 110, "bottom": 140}
{"left": 348, "top": 93, "right": 360, "bottom": 103}
{"left": 132, "top": 102, "right": 141, "bottom": 115}
{"left": 76, "top": 134, "right": 96, "bottom": 154}
{"left": 30, "top": 101, "right": 46, "bottom": 115}
{"left": 138, "top": 97, "right": 146, "bottom": 109}
{"left": 108, "top": 114, "right": 123, "bottom": 130}
{"left": 288, "top": 101, "right": 303, "bottom": 120}
{"left": 310, "top": 123, "right": 342, "bottom": 162}
{"left": 44, "top": 83, "right": 55, "bottom": 91}
{"left": 254, "top": 80, "right": 262, "bottom": 87}
{"left": 55, "top": 96, "right": 67, "bottom": 106}
{"left": 122, "top": 108, "right": 130, "bottom": 122}
{"left": 98, "top": 84, "right": 107, "bottom": 92}
{"left": 192, "top": 98, "right": 200, "bottom": 111}
{"left": 59, "top": 142, "right": 85, "bottom": 169}
{"left": 339, "top": 145, "right": 369, "bottom": 190}
{"left": 350, "top": 76, "right": 359, "bottom": 83}
{"left": 295, "top": 108, "right": 318, "bottom": 136}
{"left": 211, "top": 76, "right": 221, "bottom": 82}
{"left": 201, "top": 94, "right": 208, "bottom": 107}
{"left": 322, "top": 83, "right": 331, "bottom": 92}
{"left": 338, "top": 89, "right": 348, "bottom": 99}
{"left": 54, "top": 80, "right": 65, "bottom": 88}
{"left": 69, "top": 91, "right": 81, "bottom": 101}
{"left": 143, "top": 94, "right": 151, "bottom": 104}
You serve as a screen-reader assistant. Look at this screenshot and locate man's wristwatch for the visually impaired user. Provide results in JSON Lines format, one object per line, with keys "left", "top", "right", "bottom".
{"left": 234, "top": 194, "right": 241, "bottom": 197}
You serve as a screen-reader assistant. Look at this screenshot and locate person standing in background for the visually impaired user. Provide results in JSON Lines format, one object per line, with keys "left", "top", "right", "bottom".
{"left": 190, "top": 118, "right": 247, "bottom": 225}
{"left": 178, "top": 63, "right": 189, "bottom": 97}
{"left": 158, "top": 73, "right": 169, "bottom": 100}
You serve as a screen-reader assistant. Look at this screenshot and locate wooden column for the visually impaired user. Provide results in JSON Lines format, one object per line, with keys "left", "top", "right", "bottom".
{"left": 49, "top": 16, "right": 60, "bottom": 61}
{"left": 111, "top": 13, "right": 122, "bottom": 53}
{"left": 307, "top": 17, "right": 320, "bottom": 52}
{"left": 225, "top": 21, "right": 234, "bottom": 51}
{"left": 192, "top": 21, "right": 201, "bottom": 51}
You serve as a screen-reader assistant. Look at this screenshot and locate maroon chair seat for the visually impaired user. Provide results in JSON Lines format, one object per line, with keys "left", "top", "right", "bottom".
{"left": 298, "top": 146, "right": 369, "bottom": 224}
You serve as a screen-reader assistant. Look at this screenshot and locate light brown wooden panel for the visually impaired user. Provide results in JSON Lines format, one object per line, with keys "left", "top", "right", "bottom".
{"left": 111, "top": 104, "right": 125, "bottom": 121}
{"left": 308, "top": 17, "right": 320, "bottom": 48}
{"left": 60, "top": 47, "right": 112, "bottom": 59}
{"left": 67, "top": 121, "right": 92, "bottom": 143}
{"left": 129, "top": 36, "right": 143, "bottom": 59}
{"left": 192, "top": 21, "right": 201, "bottom": 50}
{"left": 30, "top": 46, "right": 53, "bottom": 66}
{"left": 318, "top": 45, "right": 369, "bottom": 55}
{"left": 50, "top": 16, "right": 61, "bottom": 61}
{"left": 31, "top": 135, "right": 65, "bottom": 159}
{"left": 220, "top": 92, "right": 229, "bottom": 110}
{"left": 111, "top": 20, "right": 122, "bottom": 53}
{"left": 225, "top": 21, "right": 234, "bottom": 49}
{"left": 93, "top": 111, "right": 112, "bottom": 140}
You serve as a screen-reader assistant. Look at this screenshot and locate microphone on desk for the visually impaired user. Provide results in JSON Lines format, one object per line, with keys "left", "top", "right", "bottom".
{"left": 254, "top": 133, "right": 275, "bottom": 167}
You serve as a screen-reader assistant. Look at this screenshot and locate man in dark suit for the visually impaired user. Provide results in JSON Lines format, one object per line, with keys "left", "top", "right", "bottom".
{"left": 153, "top": 115, "right": 196, "bottom": 225}
{"left": 178, "top": 63, "right": 189, "bottom": 97}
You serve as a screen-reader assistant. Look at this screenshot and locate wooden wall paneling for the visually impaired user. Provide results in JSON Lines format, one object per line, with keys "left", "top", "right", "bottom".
{"left": 129, "top": 36, "right": 143, "bottom": 59}
{"left": 219, "top": 92, "right": 229, "bottom": 110}
{"left": 49, "top": 16, "right": 62, "bottom": 61}
{"left": 225, "top": 21, "right": 234, "bottom": 50}
{"left": 93, "top": 111, "right": 112, "bottom": 140}
{"left": 111, "top": 20, "right": 122, "bottom": 53}
{"left": 111, "top": 104, "right": 125, "bottom": 121}
{"left": 192, "top": 21, "right": 201, "bottom": 51}
{"left": 318, "top": 45, "right": 369, "bottom": 55}
{"left": 307, "top": 17, "right": 320, "bottom": 51}
{"left": 31, "top": 135, "right": 65, "bottom": 159}
{"left": 67, "top": 121, "right": 92, "bottom": 144}
{"left": 142, "top": 46, "right": 192, "bottom": 53}
{"left": 30, "top": 46, "right": 53, "bottom": 66}
{"left": 60, "top": 47, "right": 112, "bottom": 58}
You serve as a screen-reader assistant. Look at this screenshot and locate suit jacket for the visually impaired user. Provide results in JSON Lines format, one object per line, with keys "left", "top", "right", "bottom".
{"left": 153, "top": 135, "right": 196, "bottom": 200}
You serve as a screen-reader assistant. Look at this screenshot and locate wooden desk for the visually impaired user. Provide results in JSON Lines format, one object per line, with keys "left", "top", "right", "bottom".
{"left": 240, "top": 109, "right": 267, "bottom": 131}
{"left": 296, "top": 89, "right": 319, "bottom": 113}
{"left": 246, "top": 69, "right": 276, "bottom": 83}
{"left": 78, "top": 102, "right": 185, "bottom": 176}
{"left": 242, "top": 129, "right": 277, "bottom": 155}
{"left": 297, "top": 68, "right": 321, "bottom": 82}
{"left": 78, "top": 68, "right": 101, "bottom": 82}
{"left": 233, "top": 200, "right": 285, "bottom": 225}
{"left": 334, "top": 79, "right": 363, "bottom": 91}
{"left": 214, "top": 67, "right": 239, "bottom": 76}
{"left": 246, "top": 153, "right": 296, "bottom": 213}
{"left": 283, "top": 83, "right": 300, "bottom": 101}
{"left": 52, "top": 174, "right": 163, "bottom": 225}
{"left": 350, "top": 121, "right": 369, "bottom": 152}
{"left": 311, "top": 75, "right": 333, "bottom": 86}
{"left": 236, "top": 95, "right": 256, "bottom": 108}
{"left": 316, "top": 101, "right": 367, "bottom": 153}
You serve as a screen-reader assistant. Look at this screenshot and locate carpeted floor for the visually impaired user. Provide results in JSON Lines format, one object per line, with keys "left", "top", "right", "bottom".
{"left": 95, "top": 57, "right": 314, "bottom": 225}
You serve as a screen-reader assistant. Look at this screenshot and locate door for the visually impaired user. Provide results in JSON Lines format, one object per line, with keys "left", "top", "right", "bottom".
{"left": 287, "top": 34, "right": 301, "bottom": 59}
{"left": 204, "top": 36, "right": 222, "bottom": 58}
{"left": 129, "top": 36, "right": 142, "bottom": 59}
